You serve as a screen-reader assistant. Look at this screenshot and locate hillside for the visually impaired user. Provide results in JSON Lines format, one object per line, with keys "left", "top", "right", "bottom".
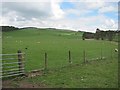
{"left": 2, "top": 28, "right": 118, "bottom": 88}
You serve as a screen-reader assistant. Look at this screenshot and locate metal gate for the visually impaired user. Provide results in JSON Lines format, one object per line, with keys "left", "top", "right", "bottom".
{"left": 0, "top": 50, "right": 25, "bottom": 78}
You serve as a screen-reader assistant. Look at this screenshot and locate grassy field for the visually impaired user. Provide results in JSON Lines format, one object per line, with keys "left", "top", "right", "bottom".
{"left": 2, "top": 28, "right": 118, "bottom": 88}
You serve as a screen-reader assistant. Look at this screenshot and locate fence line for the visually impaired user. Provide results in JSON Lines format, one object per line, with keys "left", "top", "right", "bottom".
{"left": 1, "top": 48, "right": 116, "bottom": 78}
{"left": 68, "top": 50, "right": 72, "bottom": 64}
{"left": 44, "top": 52, "right": 47, "bottom": 70}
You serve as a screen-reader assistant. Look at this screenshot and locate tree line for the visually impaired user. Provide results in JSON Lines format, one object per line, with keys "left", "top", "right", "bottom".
{"left": 1, "top": 26, "right": 119, "bottom": 42}
{"left": 0, "top": 26, "right": 20, "bottom": 32}
{"left": 82, "top": 28, "right": 119, "bottom": 42}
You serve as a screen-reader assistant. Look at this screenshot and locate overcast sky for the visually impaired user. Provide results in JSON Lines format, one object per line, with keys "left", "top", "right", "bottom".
{"left": 1, "top": 0, "right": 119, "bottom": 32}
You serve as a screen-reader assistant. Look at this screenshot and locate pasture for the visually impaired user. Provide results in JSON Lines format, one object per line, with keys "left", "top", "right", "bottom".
{"left": 2, "top": 28, "right": 118, "bottom": 88}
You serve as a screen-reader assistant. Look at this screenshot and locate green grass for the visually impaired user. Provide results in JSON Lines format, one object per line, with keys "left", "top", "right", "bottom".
{"left": 26, "top": 58, "right": 118, "bottom": 88}
{"left": 2, "top": 28, "right": 118, "bottom": 88}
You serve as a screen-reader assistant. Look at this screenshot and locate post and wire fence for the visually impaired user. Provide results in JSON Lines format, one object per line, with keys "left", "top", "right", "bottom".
{"left": 1, "top": 48, "right": 117, "bottom": 78}
{"left": 43, "top": 49, "right": 116, "bottom": 70}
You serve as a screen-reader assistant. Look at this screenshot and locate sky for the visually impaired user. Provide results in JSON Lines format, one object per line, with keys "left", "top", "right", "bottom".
{"left": 1, "top": 0, "right": 119, "bottom": 32}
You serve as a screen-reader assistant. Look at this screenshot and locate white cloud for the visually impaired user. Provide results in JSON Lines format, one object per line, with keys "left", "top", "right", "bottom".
{"left": 1, "top": 1, "right": 118, "bottom": 32}
{"left": 63, "top": 2, "right": 105, "bottom": 17}
{"left": 2, "top": 2, "right": 52, "bottom": 19}
{"left": 51, "top": 0, "right": 65, "bottom": 19}
{"left": 85, "top": 1, "right": 105, "bottom": 9}
{"left": 104, "top": 19, "right": 117, "bottom": 28}
{"left": 98, "top": 6, "right": 117, "bottom": 13}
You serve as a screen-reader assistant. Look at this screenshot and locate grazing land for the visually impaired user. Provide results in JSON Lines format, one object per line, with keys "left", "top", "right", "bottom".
{"left": 2, "top": 28, "right": 118, "bottom": 88}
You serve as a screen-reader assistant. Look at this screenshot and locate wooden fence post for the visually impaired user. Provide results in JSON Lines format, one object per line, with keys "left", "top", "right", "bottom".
{"left": 83, "top": 50, "right": 86, "bottom": 63}
{"left": 68, "top": 50, "right": 71, "bottom": 63}
{"left": 18, "top": 50, "right": 24, "bottom": 75}
{"left": 44, "top": 52, "right": 47, "bottom": 70}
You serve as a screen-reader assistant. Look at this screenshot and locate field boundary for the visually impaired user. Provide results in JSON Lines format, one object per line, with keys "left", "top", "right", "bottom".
{"left": 1, "top": 48, "right": 117, "bottom": 78}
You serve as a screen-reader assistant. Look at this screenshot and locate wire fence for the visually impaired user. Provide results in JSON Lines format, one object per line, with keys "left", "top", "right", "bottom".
{"left": 1, "top": 48, "right": 118, "bottom": 78}
{"left": 28, "top": 48, "right": 117, "bottom": 71}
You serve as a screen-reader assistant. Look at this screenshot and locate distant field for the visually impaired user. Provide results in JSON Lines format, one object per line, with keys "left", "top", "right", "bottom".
{"left": 2, "top": 28, "right": 118, "bottom": 88}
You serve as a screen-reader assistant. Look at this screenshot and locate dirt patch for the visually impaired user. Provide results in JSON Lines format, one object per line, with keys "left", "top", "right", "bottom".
{"left": 3, "top": 80, "right": 46, "bottom": 88}
{"left": 19, "top": 81, "right": 46, "bottom": 88}
{"left": 2, "top": 70, "right": 47, "bottom": 88}
{"left": 27, "top": 69, "right": 44, "bottom": 78}
{"left": 2, "top": 80, "right": 14, "bottom": 88}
